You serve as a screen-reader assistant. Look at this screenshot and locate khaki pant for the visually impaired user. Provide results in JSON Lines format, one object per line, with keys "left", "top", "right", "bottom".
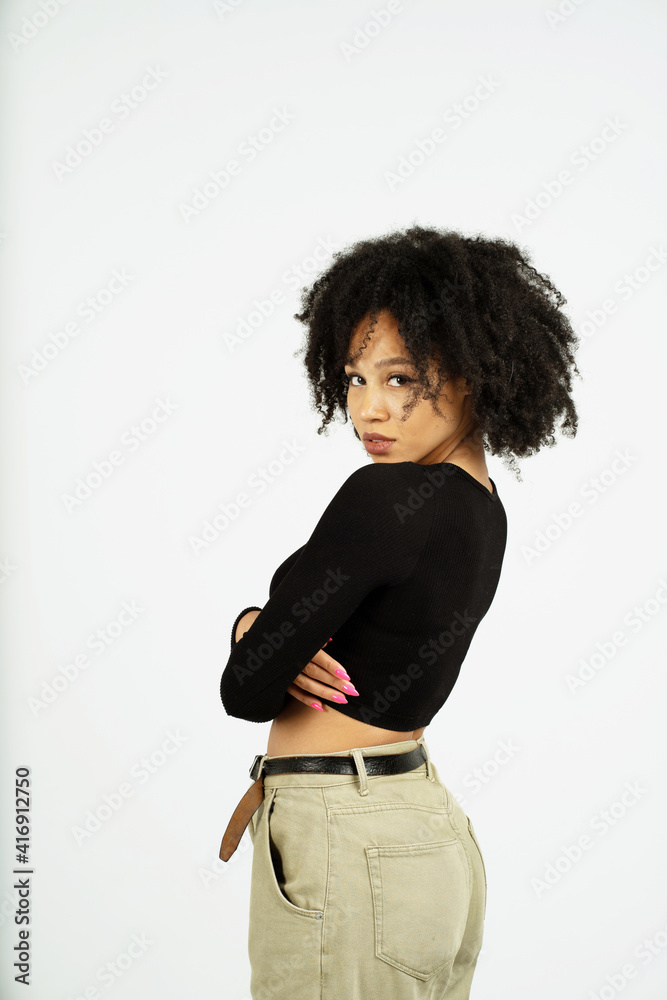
{"left": 247, "top": 736, "right": 487, "bottom": 999}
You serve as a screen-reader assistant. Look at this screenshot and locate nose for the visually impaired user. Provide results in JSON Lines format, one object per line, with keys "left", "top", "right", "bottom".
{"left": 356, "top": 381, "right": 388, "bottom": 420}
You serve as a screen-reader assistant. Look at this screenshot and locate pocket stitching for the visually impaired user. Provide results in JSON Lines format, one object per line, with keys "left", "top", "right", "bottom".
{"left": 365, "top": 838, "right": 467, "bottom": 980}
{"left": 329, "top": 802, "right": 447, "bottom": 818}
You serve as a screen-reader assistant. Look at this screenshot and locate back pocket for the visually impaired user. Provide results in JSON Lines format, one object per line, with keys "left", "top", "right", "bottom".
{"left": 365, "top": 838, "right": 470, "bottom": 980}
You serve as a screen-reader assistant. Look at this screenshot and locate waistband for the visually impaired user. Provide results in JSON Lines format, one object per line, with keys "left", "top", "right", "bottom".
{"left": 218, "top": 736, "right": 457, "bottom": 862}
{"left": 250, "top": 737, "right": 435, "bottom": 796}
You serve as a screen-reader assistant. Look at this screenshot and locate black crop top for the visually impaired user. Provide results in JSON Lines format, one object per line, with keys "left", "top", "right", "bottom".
{"left": 220, "top": 461, "right": 507, "bottom": 730}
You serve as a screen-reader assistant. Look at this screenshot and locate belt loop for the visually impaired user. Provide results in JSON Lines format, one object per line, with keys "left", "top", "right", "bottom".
{"left": 351, "top": 748, "right": 369, "bottom": 796}
{"left": 250, "top": 753, "right": 268, "bottom": 782}
{"left": 417, "top": 736, "right": 435, "bottom": 782}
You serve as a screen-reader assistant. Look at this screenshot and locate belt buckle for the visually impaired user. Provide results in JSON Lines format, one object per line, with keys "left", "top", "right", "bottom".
{"left": 249, "top": 754, "right": 264, "bottom": 781}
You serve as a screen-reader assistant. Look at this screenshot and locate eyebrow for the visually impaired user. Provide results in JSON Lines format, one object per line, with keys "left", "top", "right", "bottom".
{"left": 344, "top": 356, "right": 414, "bottom": 369}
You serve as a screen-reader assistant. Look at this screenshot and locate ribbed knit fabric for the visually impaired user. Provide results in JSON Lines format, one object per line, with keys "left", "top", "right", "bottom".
{"left": 220, "top": 461, "right": 507, "bottom": 729}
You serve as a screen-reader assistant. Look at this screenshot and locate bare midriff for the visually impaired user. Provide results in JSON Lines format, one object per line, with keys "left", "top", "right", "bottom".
{"left": 265, "top": 695, "right": 426, "bottom": 756}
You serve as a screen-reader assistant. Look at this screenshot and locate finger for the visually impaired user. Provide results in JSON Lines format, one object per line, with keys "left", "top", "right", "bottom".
{"left": 286, "top": 683, "right": 323, "bottom": 711}
{"left": 289, "top": 675, "right": 351, "bottom": 703}
{"left": 297, "top": 662, "right": 359, "bottom": 696}
{"left": 310, "top": 647, "right": 353, "bottom": 681}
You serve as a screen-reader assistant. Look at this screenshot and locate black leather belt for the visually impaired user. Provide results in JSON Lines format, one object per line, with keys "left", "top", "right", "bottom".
{"left": 220, "top": 744, "right": 428, "bottom": 862}
{"left": 249, "top": 743, "right": 427, "bottom": 781}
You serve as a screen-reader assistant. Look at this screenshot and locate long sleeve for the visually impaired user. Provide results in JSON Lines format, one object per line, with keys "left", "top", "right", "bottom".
{"left": 226, "top": 549, "right": 305, "bottom": 656}
{"left": 268, "top": 545, "right": 305, "bottom": 597}
{"left": 229, "top": 605, "right": 263, "bottom": 653}
{"left": 219, "top": 462, "right": 434, "bottom": 724}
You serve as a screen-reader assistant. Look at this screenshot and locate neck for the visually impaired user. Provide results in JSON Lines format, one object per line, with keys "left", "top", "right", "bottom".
{"left": 429, "top": 410, "right": 484, "bottom": 466}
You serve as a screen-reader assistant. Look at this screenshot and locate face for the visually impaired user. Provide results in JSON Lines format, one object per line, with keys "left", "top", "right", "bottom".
{"left": 344, "top": 308, "right": 479, "bottom": 466}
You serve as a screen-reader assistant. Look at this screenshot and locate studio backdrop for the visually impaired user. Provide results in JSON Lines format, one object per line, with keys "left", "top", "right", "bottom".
{"left": 1, "top": 1, "right": 666, "bottom": 998}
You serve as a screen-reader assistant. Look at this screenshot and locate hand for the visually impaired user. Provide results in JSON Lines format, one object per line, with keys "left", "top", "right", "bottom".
{"left": 286, "top": 640, "right": 360, "bottom": 711}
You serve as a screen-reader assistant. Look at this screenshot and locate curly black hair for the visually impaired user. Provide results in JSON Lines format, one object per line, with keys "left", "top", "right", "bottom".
{"left": 292, "top": 224, "right": 582, "bottom": 481}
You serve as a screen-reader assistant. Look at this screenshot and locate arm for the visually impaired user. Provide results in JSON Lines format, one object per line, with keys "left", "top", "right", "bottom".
{"left": 234, "top": 608, "right": 261, "bottom": 644}
{"left": 229, "top": 605, "right": 263, "bottom": 653}
{"left": 219, "top": 463, "right": 434, "bottom": 724}
{"left": 229, "top": 544, "right": 305, "bottom": 649}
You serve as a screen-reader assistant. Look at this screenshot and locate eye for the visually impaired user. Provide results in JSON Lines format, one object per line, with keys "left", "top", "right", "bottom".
{"left": 343, "top": 373, "right": 413, "bottom": 387}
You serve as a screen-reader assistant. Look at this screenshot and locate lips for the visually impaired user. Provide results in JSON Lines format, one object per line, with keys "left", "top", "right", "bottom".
{"left": 362, "top": 433, "right": 395, "bottom": 442}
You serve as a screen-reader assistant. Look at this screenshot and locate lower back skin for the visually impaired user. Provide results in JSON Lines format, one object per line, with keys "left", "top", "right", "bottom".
{"left": 265, "top": 695, "right": 425, "bottom": 756}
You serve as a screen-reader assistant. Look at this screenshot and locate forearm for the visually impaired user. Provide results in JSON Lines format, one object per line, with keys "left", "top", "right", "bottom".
{"left": 234, "top": 608, "right": 262, "bottom": 644}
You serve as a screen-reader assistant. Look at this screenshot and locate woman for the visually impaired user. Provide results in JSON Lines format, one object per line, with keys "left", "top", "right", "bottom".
{"left": 219, "top": 224, "right": 580, "bottom": 999}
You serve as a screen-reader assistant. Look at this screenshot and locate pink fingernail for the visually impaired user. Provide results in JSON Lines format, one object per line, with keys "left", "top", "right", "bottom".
{"left": 331, "top": 693, "right": 348, "bottom": 703}
{"left": 311, "top": 702, "right": 323, "bottom": 711}
{"left": 335, "top": 668, "right": 351, "bottom": 679}
{"left": 342, "top": 683, "right": 359, "bottom": 695}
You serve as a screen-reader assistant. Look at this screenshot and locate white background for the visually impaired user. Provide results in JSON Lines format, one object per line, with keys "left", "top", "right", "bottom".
{"left": 1, "top": 1, "right": 666, "bottom": 997}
